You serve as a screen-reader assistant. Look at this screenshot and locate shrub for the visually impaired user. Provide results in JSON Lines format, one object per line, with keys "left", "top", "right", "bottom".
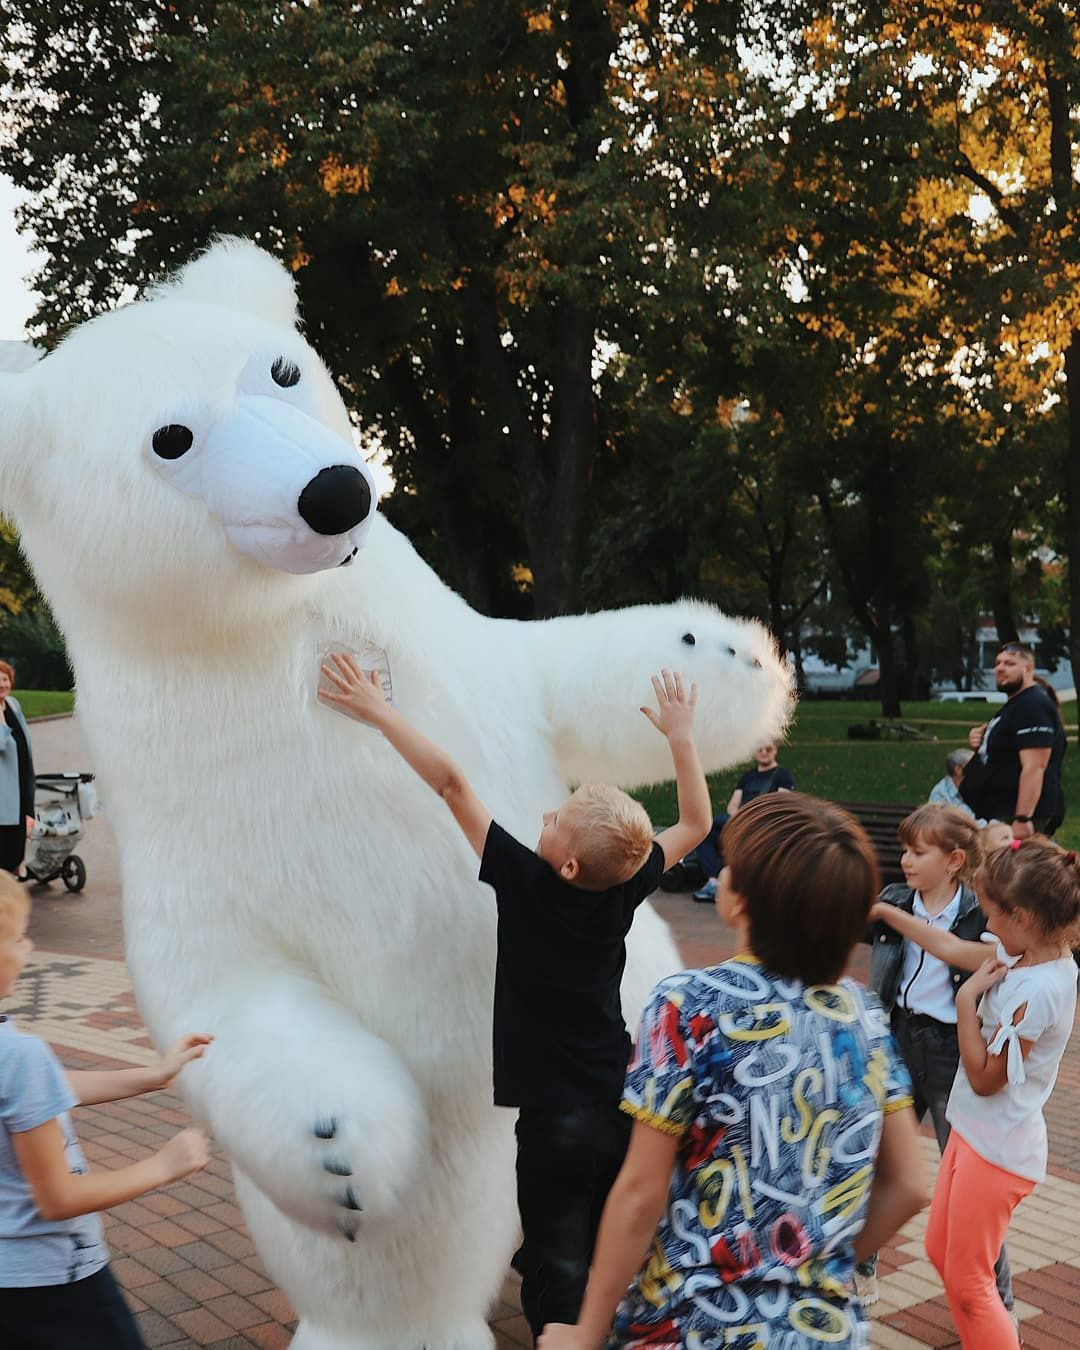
{"left": 0, "top": 606, "right": 72, "bottom": 691}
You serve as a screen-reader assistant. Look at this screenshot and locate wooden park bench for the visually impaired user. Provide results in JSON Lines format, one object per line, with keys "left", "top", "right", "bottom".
{"left": 659, "top": 799, "right": 917, "bottom": 893}
{"left": 834, "top": 801, "right": 916, "bottom": 886}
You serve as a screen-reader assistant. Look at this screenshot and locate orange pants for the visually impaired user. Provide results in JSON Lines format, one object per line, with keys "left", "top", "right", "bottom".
{"left": 925, "top": 1131, "right": 1033, "bottom": 1348}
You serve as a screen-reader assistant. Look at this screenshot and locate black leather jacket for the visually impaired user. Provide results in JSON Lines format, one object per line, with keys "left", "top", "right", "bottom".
{"left": 863, "top": 882, "right": 987, "bottom": 1014}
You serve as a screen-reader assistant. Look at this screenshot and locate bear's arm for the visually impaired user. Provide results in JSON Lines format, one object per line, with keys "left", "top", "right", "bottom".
{"left": 521, "top": 606, "right": 793, "bottom": 789}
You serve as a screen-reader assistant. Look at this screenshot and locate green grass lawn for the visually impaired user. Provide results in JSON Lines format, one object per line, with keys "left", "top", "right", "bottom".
{"left": 634, "top": 698, "right": 1080, "bottom": 850}
{"left": 18, "top": 689, "right": 75, "bottom": 719}
{"left": 18, "top": 687, "right": 1080, "bottom": 848}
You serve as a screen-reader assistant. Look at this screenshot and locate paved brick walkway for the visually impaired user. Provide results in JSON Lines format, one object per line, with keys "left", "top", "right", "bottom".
{"left": 4, "top": 715, "right": 1079, "bottom": 1347}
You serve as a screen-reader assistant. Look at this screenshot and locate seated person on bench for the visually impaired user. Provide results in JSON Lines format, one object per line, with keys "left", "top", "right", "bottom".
{"left": 690, "top": 743, "right": 795, "bottom": 902}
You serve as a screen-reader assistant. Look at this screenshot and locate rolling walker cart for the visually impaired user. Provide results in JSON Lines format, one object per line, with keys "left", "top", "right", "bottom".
{"left": 24, "top": 772, "right": 98, "bottom": 893}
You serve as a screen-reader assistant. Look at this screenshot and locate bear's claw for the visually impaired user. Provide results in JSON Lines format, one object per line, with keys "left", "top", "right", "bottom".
{"left": 339, "top": 1185, "right": 363, "bottom": 1211}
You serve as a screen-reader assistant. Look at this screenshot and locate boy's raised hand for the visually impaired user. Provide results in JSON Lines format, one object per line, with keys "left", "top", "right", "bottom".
{"left": 646, "top": 670, "right": 712, "bottom": 868}
{"left": 640, "top": 669, "right": 698, "bottom": 742}
{"left": 319, "top": 652, "right": 389, "bottom": 725}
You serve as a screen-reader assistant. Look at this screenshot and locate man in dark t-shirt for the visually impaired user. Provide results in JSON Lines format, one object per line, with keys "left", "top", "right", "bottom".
{"left": 318, "top": 659, "right": 713, "bottom": 1340}
{"left": 960, "top": 643, "right": 1062, "bottom": 838}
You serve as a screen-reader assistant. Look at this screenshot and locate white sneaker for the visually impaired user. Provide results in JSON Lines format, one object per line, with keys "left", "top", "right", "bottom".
{"left": 854, "top": 1270, "right": 880, "bottom": 1307}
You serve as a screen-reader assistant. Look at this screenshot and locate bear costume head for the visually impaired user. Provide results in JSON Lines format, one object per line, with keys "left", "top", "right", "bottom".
{"left": 0, "top": 239, "right": 376, "bottom": 641}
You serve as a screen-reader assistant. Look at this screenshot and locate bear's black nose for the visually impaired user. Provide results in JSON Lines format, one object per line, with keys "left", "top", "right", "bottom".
{"left": 297, "top": 465, "right": 372, "bottom": 536}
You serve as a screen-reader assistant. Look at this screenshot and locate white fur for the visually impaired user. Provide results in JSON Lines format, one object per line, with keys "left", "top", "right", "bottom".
{"left": 0, "top": 239, "right": 793, "bottom": 1347}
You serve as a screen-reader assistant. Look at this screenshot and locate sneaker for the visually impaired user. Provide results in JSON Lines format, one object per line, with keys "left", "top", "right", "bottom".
{"left": 693, "top": 878, "right": 717, "bottom": 903}
{"left": 853, "top": 1270, "right": 879, "bottom": 1307}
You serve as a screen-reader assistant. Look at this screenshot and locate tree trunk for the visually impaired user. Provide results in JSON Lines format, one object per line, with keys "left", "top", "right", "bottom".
{"left": 525, "top": 1, "right": 613, "bottom": 614}
{"left": 877, "top": 624, "right": 902, "bottom": 718}
{"left": 440, "top": 338, "right": 496, "bottom": 614}
{"left": 528, "top": 295, "right": 596, "bottom": 616}
{"left": 816, "top": 484, "right": 902, "bottom": 716}
{"left": 1064, "top": 331, "right": 1080, "bottom": 744}
{"left": 900, "top": 613, "right": 922, "bottom": 701}
{"left": 990, "top": 534, "right": 1019, "bottom": 644}
{"left": 1046, "top": 38, "right": 1080, "bottom": 739}
{"left": 382, "top": 350, "right": 496, "bottom": 613}
{"left": 453, "top": 2, "right": 613, "bottom": 617}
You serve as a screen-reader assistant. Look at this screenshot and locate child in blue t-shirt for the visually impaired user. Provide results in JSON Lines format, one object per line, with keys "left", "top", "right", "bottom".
{"left": 539, "top": 793, "right": 928, "bottom": 1350}
{"left": 0, "top": 873, "right": 211, "bottom": 1349}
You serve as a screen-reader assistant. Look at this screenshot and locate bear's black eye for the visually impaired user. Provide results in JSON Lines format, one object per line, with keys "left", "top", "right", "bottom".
{"left": 727, "top": 646, "right": 737, "bottom": 657}
{"left": 271, "top": 357, "right": 301, "bottom": 388}
{"left": 681, "top": 632, "right": 696, "bottom": 646}
{"left": 151, "top": 424, "right": 194, "bottom": 460}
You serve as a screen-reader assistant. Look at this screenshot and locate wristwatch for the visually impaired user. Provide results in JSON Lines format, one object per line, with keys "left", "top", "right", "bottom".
{"left": 1012, "top": 814, "right": 1032, "bottom": 823}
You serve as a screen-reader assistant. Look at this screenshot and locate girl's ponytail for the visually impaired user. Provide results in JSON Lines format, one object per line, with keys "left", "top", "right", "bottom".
{"left": 978, "top": 839, "right": 1080, "bottom": 943}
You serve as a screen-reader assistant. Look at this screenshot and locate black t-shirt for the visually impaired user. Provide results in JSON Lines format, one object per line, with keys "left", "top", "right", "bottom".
{"left": 736, "top": 765, "right": 795, "bottom": 802}
{"left": 479, "top": 822, "right": 665, "bottom": 1109}
{"left": 962, "top": 685, "right": 1060, "bottom": 822}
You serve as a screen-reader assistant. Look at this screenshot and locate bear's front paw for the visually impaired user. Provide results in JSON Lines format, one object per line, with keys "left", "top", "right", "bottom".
{"left": 311, "top": 1115, "right": 367, "bottom": 1241}
{"left": 274, "top": 1099, "right": 424, "bottom": 1239}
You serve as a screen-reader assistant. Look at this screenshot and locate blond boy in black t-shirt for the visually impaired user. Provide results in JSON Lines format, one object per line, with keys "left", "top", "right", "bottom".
{"left": 319, "top": 662, "right": 712, "bottom": 1341}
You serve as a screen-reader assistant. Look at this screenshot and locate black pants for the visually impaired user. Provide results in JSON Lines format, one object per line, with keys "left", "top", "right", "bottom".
{"left": 514, "top": 1101, "right": 632, "bottom": 1340}
{"left": 0, "top": 1264, "right": 144, "bottom": 1349}
{"left": 0, "top": 820, "right": 26, "bottom": 874}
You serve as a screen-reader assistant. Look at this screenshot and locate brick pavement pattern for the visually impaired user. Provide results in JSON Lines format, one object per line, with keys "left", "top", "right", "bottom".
{"left": 2, "top": 714, "right": 1078, "bottom": 1347}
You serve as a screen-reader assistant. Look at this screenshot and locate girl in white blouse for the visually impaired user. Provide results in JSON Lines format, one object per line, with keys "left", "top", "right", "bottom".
{"left": 871, "top": 839, "right": 1079, "bottom": 1348}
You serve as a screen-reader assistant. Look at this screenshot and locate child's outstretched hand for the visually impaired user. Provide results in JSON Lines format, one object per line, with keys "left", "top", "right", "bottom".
{"left": 154, "top": 1127, "right": 211, "bottom": 1185}
{"left": 319, "top": 652, "right": 389, "bottom": 725}
{"left": 640, "top": 669, "right": 698, "bottom": 742}
{"left": 152, "top": 1033, "right": 213, "bottom": 1091}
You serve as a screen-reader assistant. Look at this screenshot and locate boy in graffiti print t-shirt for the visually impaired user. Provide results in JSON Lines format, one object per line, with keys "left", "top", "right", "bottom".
{"left": 539, "top": 794, "right": 925, "bottom": 1350}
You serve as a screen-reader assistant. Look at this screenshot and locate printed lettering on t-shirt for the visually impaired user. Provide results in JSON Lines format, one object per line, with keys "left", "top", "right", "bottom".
{"left": 979, "top": 714, "right": 1002, "bottom": 760}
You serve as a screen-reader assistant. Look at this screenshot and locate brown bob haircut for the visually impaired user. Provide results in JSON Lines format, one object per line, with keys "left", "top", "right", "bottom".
{"left": 898, "top": 804, "right": 981, "bottom": 881}
{"left": 724, "top": 793, "right": 879, "bottom": 985}
{"left": 0, "top": 660, "right": 13, "bottom": 686}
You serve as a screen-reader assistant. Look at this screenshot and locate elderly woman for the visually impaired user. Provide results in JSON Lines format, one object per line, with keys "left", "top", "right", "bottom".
{"left": 928, "top": 748, "right": 975, "bottom": 816}
{"left": 0, "top": 659, "right": 36, "bottom": 874}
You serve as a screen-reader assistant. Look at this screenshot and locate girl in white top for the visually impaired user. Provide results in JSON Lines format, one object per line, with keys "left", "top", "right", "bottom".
{"left": 871, "top": 839, "right": 1079, "bottom": 1349}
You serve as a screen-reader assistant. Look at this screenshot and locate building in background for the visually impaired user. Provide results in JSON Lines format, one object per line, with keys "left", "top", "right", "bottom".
{"left": 799, "top": 619, "right": 1074, "bottom": 700}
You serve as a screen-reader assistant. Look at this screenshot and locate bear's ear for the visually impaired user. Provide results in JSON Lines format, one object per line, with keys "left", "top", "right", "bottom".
{"left": 151, "top": 236, "right": 301, "bottom": 330}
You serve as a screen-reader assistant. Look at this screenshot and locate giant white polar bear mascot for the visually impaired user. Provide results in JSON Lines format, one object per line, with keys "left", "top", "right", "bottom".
{"left": 0, "top": 240, "right": 793, "bottom": 1348}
